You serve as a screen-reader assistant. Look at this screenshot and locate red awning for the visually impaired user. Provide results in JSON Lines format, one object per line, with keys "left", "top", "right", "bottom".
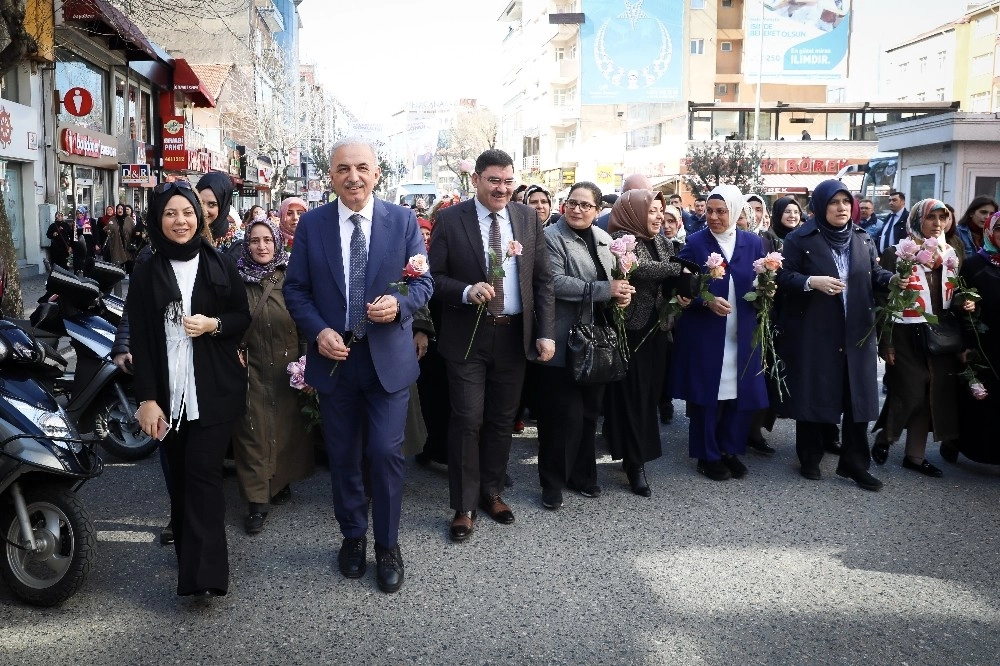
{"left": 173, "top": 58, "right": 217, "bottom": 108}
{"left": 62, "top": 0, "right": 163, "bottom": 62}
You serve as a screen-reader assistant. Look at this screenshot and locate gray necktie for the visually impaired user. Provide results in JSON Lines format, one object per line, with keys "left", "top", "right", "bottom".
{"left": 348, "top": 213, "right": 367, "bottom": 337}
{"left": 488, "top": 213, "right": 505, "bottom": 316}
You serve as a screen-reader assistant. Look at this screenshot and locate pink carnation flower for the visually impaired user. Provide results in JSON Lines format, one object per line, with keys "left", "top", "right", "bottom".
{"left": 404, "top": 254, "right": 429, "bottom": 277}
{"left": 945, "top": 254, "right": 959, "bottom": 271}
{"left": 763, "top": 251, "right": 783, "bottom": 272}
{"left": 290, "top": 373, "right": 307, "bottom": 390}
{"left": 752, "top": 257, "right": 767, "bottom": 274}
{"left": 619, "top": 252, "right": 638, "bottom": 274}
{"left": 915, "top": 249, "right": 934, "bottom": 265}
{"left": 971, "top": 382, "right": 988, "bottom": 400}
{"left": 896, "top": 238, "right": 920, "bottom": 260}
{"left": 609, "top": 238, "right": 628, "bottom": 256}
{"left": 507, "top": 240, "right": 523, "bottom": 258}
{"left": 922, "top": 237, "right": 939, "bottom": 251}
{"left": 706, "top": 252, "right": 726, "bottom": 269}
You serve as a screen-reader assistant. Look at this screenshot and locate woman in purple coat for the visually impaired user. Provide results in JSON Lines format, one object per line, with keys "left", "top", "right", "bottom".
{"left": 671, "top": 185, "right": 768, "bottom": 481}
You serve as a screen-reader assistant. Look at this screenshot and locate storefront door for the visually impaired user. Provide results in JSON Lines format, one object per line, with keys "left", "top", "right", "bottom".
{"left": 3, "top": 165, "right": 25, "bottom": 261}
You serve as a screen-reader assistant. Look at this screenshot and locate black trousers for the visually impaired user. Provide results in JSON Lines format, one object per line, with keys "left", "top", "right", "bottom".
{"left": 795, "top": 366, "right": 871, "bottom": 474}
{"left": 447, "top": 321, "right": 525, "bottom": 512}
{"left": 165, "top": 417, "right": 235, "bottom": 596}
{"left": 535, "top": 364, "right": 603, "bottom": 492}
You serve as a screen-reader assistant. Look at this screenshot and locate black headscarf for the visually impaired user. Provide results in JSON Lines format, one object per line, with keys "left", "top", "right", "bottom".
{"left": 770, "top": 196, "right": 801, "bottom": 240}
{"left": 195, "top": 172, "right": 234, "bottom": 241}
{"left": 809, "top": 179, "right": 854, "bottom": 251}
{"left": 146, "top": 183, "right": 231, "bottom": 314}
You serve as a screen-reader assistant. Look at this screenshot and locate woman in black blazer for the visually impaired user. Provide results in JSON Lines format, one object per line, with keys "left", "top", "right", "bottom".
{"left": 129, "top": 181, "right": 250, "bottom": 598}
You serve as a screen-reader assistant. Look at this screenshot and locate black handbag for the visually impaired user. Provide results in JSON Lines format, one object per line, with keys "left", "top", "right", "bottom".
{"left": 566, "top": 283, "right": 627, "bottom": 385}
{"left": 922, "top": 313, "right": 963, "bottom": 356}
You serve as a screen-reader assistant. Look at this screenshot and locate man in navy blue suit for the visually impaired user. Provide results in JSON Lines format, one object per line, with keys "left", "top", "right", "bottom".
{"left": 284, "top": 138, "right": 433, "bottom": 593}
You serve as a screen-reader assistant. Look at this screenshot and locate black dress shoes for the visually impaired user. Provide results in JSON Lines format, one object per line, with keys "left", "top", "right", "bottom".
{"left": 567, "top": 483, "right": 602, "bottom": 498}
{"left": 721, "top": 454, "right": 748, "bottom": 479}
{"left": 188, "top": 588, "right": 223, "bottom": 599}
{"left": 747, "top": 438, "right": 776, "bottom": 456}
{"left": 270, "top": 485, "right": 291, "bottom": 505}
{"left": 450, "top": 511, "right": 476, "bottom": 542}
{"left": 902, "top": 457, "right": 943, "bottom": 478}
{"left": 625, "top": 464, "right": 651, "bottom": 496}
{"left": 337, "top": 537, "right": 367, "bottom": 578}
{"left": 799, "top": 465, "right": 822, "bottom": 481}
{"left": 697, "top": 459, "right": 732, "bottom": 481}
{"left": 824, "top": 440, "right": 843, "bottom": 455}
{"left": 374, "top": 543, "right": 404, "bottom": 594}
{"left": 244, "top": 511, "right": 267, "bottom": 535}
{"left": 541, "top": 488, "right": 563, "bottom": 510}
{"left": 160, "top": 521, "right": 175, "bottom": 545}
{"left": 480, "top": 495, "right": 515, "bottom": 524}
{"left": 836, "top": 467, "right": 883, "bottom": 491}
{"left": 871, "top": 432, "right": 890, "bottom": 465}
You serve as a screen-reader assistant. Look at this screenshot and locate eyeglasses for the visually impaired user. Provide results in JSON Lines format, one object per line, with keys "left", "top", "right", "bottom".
{"left": 564, "top": 199, "right": 596, "bottom": 212}
{"left": 153, "top": 180, "right": 193, "bottom": 195}
{"left": 484, "top": 177, "right": 516, "bottom": 187}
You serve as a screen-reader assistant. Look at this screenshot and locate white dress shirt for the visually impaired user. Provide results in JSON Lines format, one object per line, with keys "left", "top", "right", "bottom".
{"left": 338, "top": 197, "right": 375, "bottom": 316}
{"left": 464, "top": 198, "right": 523, "bottom": 315}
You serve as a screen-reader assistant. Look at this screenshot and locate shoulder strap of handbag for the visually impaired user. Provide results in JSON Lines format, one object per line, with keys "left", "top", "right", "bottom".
{"left": 240, "top": 272, "right": 279, "bottom": 348}
{"left": 575, "top": 281, "right": 596, "bottom": 326}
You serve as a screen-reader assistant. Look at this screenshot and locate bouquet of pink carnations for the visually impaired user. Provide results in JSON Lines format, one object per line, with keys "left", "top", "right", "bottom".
{"left": 608, "top": 235, "right": 639, "bottom": 361}
{"left": 743, "top": 251, "right": 787, "bottom": 398}
{"left": 859, "top": 237, "right": 938, "bottom": 347}
{"left": 286, "top": 355, "right": 321, "bottom": 432}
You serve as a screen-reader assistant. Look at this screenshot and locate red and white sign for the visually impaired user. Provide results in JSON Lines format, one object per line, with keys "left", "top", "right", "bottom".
{"left": 61, "top": 127, "right": 118, "bottom": 160}
{"left": 62, "top": 87, "right": 94, "bottom": 118}
{"left": 162, "top": 116, "right": 187, "bottom": 168}
{"left": 760, "top": 158, "right": 858, "bottom": 175}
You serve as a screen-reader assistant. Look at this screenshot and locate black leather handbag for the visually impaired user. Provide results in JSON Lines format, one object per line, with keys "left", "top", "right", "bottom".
{"left": 566, "top": 283, "right": 627, "bottom": 385}
{"left": 922, "top": 313, "right": 963, "bottom": 356}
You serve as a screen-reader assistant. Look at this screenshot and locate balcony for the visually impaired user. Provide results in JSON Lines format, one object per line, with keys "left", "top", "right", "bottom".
{"left": 255, "top": 0, "right": 285, "bottom": 33}
{"left": 550, "top": 58, "right": 579, "bottom": 85}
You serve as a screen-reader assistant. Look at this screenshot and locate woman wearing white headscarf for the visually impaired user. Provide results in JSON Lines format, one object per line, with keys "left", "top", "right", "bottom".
{"left": 670, "top": 185, "right": 768, "bottom": 481}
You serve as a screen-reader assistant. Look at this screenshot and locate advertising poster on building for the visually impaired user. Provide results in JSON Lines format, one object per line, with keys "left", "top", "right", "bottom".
{"left": 581, "top": 0, "right": 684, "bottom": 105}
{"left": 743, "top": 0, "right": 852, "bottom": 82}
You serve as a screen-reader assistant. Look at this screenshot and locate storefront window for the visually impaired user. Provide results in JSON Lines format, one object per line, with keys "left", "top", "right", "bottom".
{"left": 60, "top": 164, "right": 110, "bottom": 220}
{"left": 114, "top": 75, "right": 127, "bottom": 136}
{"left": 3, "top": 165, "right": 25, "bottom": 260}
{"left": 56, "top": 50, "right": 107, "bottom": 132}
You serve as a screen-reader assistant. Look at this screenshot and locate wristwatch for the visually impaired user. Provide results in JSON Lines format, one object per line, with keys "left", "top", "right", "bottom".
{"left": 210, "top": 317, "right": 222, "bottom": 336}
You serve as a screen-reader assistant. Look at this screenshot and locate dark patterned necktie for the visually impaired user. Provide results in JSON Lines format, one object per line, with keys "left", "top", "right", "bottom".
{"left": 488, "top": 212, "right": 505, "bottom": 316}
{"left": 348, "top": 213, "right": 367, "bottom": 337}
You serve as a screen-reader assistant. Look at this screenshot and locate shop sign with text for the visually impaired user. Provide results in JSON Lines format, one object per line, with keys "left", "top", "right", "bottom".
{"left": 162, "top": 116, "right": 187, "bottom": 168}
{"left": 58, "top": 124, "right": 118, "bottom": 168}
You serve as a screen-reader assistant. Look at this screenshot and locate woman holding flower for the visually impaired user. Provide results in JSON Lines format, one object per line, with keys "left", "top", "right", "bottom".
{"left": 870, "top": 199, "right": 971, "bottom": 477}
{"left": 670, "top": 185, "right": 768, "bottom": 482}
{"left": 232, "top": 218, "right": 315, "bottom": 534}
{"left": 949, "top": 210, "right": 1000, "bottom": 464}
{"left": 604, "top": 189, "right": 683, "bottom": 496}
{"left": 775, "top": 179, "right": 894, "bottom": 491}
{"left": 533, "top": 182, "right": 633, "bottom": 509}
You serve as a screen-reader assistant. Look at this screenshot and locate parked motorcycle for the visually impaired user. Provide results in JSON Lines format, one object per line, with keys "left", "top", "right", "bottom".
{"left": 25, "top": 265, "right": 156, "bottom": 461}
{"left": 0, "top": 319, "right": 102, "bottom": 606}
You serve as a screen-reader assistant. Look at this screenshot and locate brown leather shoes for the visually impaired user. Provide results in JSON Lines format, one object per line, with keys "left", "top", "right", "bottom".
{"left": 449, "top": 511, "right": 476, "bottom": 542}
{"left": 479, "top": 494, "right": 515, "bottom": 525}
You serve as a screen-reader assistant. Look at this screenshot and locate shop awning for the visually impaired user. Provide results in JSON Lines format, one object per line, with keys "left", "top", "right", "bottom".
{"left": 62, "top": 0, "right": 163, "bottom": 62}
{"left": 172, "top": 58, "right": 216, "bottom": 108}
{"left": 761, "top": 173, "right": 863, "bottom": 195}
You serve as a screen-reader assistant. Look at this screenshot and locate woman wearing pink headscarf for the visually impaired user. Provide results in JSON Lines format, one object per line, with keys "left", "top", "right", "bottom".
{"left": 278, "top": 197, "right": 307, "bottom": 254}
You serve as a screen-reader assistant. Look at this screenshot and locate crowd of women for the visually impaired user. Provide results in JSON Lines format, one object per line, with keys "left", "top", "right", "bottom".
{"left": 116, "top": 171, "right": 999, "bottom": 599}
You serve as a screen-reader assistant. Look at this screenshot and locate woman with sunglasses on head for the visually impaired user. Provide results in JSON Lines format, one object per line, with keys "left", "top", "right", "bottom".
{"left": 603, "top": 189, "right": 684, "bottom": 496}
{"left": 128, "top": 181, "right": 250, "bottom": 598}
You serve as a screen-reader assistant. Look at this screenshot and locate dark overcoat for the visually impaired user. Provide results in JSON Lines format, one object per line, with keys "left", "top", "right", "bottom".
{"left": 670, "top": 228, "right": 768, "bottom": 410}
{"left": 775, "top": 220, "right": 892, "bottom": 423}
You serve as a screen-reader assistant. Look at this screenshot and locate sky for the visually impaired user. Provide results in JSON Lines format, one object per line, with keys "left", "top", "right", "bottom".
{"left": 297, "top": 0, "right": 968, "bottom": 124}
{"left": 297, "top": 0, "right": 510, "bottom": 120}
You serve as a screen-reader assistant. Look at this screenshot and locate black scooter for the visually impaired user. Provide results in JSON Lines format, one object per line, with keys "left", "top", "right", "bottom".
{"left": 0, "top": 320, "right": 102, "bottom": 606}
{"left": 25, "top": 264, "right": 156, "bottom": 461}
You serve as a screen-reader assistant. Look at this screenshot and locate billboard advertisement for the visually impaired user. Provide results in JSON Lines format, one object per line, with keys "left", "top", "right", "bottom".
{"left": 743, "top": 0, "right": 852, "bottom": 82}
{"left": 581, "top": 0, "right": 684, "bottom": 105}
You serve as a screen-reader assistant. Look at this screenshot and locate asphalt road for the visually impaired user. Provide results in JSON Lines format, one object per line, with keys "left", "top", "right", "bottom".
{"left": 3, "top": 271, "right": 999, "bottom": 665}
{"left": 1, "top": 413, "right": 998, "bottom": 665}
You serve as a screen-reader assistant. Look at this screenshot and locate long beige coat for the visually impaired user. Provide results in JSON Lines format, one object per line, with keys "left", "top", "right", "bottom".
{"left": 232, "top": 270, "right": 315, "bottom": 504}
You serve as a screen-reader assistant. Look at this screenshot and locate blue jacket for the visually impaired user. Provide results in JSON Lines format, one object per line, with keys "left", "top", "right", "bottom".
{"left": 954, "top": 223, "right": 978, "bottom": 258}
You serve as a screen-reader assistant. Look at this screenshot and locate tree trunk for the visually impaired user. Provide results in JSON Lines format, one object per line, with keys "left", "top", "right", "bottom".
{"left": 0, "top": 195, "right": 24, "bottom": 318}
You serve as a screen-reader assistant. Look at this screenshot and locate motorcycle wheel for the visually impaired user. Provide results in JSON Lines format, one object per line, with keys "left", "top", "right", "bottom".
{"left": 94, "top": 389, "right": 157, "bottom": 461}
{"left": 0, "top": 485, "right": 96, "bottom": 606}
